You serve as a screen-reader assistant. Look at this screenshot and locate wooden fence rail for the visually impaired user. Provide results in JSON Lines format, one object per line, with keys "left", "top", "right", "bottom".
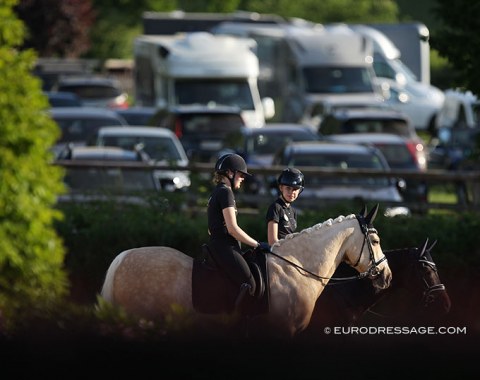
{"left": 54, "top": 160, "right": 480, "bottom": 212}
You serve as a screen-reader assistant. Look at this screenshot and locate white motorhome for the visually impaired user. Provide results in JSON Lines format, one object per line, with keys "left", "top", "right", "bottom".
{"left": 346, "top": 24, "right": 445, "bottom": 131}
{"left": 133, "top": 32, "right": 274, "bottom": 128}
{"left": 213, "top": 22, "right": 383, "bottom": 124}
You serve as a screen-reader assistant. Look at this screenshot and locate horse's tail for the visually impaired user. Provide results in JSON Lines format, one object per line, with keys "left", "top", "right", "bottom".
{"left": 100, "top": 250, "right": 130, "bottom": 302}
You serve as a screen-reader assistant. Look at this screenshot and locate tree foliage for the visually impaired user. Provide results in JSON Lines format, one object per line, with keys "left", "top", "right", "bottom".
{"left": 431, "top": 0, "right": 480, "bottom": 94}
{"left": 0, "top": 0, "right": 68, "bottom": 324}
{"left": 15, "top": 0, "right": 95, "bottom": 58}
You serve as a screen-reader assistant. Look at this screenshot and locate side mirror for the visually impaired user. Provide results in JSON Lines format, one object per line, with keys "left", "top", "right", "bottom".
{"left": 262, "top": 97, "right": 275, "bottom": 120}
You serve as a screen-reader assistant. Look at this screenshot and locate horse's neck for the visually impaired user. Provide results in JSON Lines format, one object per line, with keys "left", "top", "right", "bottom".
{"left": 272, "top": 218, "right": 357, "bottom": 284}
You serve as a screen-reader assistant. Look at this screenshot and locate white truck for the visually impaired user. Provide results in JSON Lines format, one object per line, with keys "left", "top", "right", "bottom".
{"left": 133, "top": 31, "right": 274, "bottom": 128}
{"left": 213, "top": 21, "right": 384, "bottom": 125}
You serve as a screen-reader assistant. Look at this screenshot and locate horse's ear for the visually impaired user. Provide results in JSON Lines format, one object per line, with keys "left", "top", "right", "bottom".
{"left": 359, "top": 204, "right": 367, "bottom": 217}
{"left": 427, "top": 239, "right": 438, "bottom": 255}
{"left": 419, "top": 238, "right": 430, "bottom": 258}
{"left": 365, "top": 203, "right": 379, "bottom": 225}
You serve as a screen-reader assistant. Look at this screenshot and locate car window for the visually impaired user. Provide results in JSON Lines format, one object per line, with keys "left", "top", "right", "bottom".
{"left": 57, "top": 84, "right": 121, "bottom": 99}
{"left": 343, "top": 119, "right": 410, "bottom": 137}
{"left": 55, "top": 117, "right": 125, "bottom": 143}
{"left": 373, "top": 143, "right": 416, "bottom": 169}
{"left": 102, "top": 136, "right": 183, "bottom": 161}
{"left": 250, "top": 131, "right": 317, "bottom": 155}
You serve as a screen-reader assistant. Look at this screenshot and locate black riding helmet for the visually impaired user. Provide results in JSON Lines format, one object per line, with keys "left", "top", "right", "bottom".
{"left": 215, "top": 153, "right": 251, "bottom": 177}
{"left": 277, "top": 168, "right": 304, "bottom": 192}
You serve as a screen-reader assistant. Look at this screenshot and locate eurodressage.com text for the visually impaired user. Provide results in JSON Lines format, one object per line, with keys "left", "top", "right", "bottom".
{"left": 324, "top": 326, "right": 467, "bottom": 335}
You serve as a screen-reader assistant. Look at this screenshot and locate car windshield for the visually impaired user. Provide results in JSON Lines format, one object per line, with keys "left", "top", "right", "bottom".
{"left": 323, "top": 117, "right": 410, "bottom": 137}
{"left": 102, "top": 136, "right": 183, "bottom": 161}
{"left": 303, "top": 67, "right": 374, "bottom": 93}
{"left": 55, "top": 118, "right": 124, "bottom": 143}
{"left": 175, "top": 80, "right": 255, "bottom": 110}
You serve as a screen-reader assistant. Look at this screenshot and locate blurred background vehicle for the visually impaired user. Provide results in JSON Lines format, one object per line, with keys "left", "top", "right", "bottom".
{"left": 153, "top": 104, "right": 247, "bottom": 163}
{"left": 52, "top": 76, "right": 129, "bottom": 109}
{"left": 91, "top": 126, "right": 191, "bottom": 192}
{"left": 326, "top": 133, "right": 428, "bottom": 209}
{"left": 56, "top": 145, "right": 159, "bottom": 204}
{"left": 318, "top": 107, "right": 427, "bottom": 171}
{"left": 218, "top": 123, "right": 321, "bottom": 194}
{"left": 271, "top": 140, "right": 410, "bottom": 216}
{"left": 114, "top": 106, "right": 158, "bottom": 126}
{"left": 49, "top": 107, "right": 128, "bottom": 157}
{"left": 44, "top": 91, "right": 83, "bottom": 107}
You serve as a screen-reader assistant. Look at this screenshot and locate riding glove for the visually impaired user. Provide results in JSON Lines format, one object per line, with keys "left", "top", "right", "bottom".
{"left": 257, "top": 241, "right": 271, "bottom": 252}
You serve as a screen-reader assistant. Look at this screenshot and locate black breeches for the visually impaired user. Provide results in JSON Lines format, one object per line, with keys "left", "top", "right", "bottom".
{"left": 209, "top": 240, "right": 256, "bottom": 291}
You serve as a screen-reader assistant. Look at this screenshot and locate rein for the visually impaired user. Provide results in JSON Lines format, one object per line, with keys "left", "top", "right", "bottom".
{"left": 267, "top": 216, "right": 384, "bottom": 283}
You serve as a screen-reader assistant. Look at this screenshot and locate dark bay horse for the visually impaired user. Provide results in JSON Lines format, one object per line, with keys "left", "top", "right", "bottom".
{"left": 303, "top": 238, "right": 451, "bottom": 336}
{"left": 100, "top": 205, "right": 392, "bottom": 338}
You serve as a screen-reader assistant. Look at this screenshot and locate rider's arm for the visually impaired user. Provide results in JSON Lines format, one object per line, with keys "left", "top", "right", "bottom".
{"left": 267, "top": 220, "right": 279, "bottom": 245}
{"left": 223, "top": 206, "right": 259, "bottom": 248}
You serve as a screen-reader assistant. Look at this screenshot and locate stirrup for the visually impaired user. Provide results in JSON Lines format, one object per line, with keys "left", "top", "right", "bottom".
{"left": 234, "top": 283, "right": 252, "bottom": 310}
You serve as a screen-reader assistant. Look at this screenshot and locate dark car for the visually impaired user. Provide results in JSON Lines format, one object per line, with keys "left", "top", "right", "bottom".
{"left": 49, "top": 107, "right": 128, "bottom": 157}
{"left": 271, "top": 141, "right": 410, "bottom": 216}
{"left": 115, "top": 106, "right": 158, "bottom": 126}
{"left": 44, "top": 91, "right": 83, "bottom": 107}
{"left": 219, "top": 123, "right": 320, "bottom": 194}
{"left": 318, "top": 107, "right": 427, "bottom": 172}
{"left": 153, "top": 104, "right": 247, "bottom": 163}
{"left": 327, "top": 133, "right": 428, "bottom": 207}
{"left": 56, "top": 145, "right": 159, "bottom": 202}
{"left": 53, "top": 76, "right": 129, "bottom": 109}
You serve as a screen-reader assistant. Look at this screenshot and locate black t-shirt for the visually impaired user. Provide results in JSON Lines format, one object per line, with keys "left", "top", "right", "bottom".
{"left": 207, "top": 183, "right": 238, "bottom": 245}
{"left": 266, "top": 198, "right": 298, "bottom": 239}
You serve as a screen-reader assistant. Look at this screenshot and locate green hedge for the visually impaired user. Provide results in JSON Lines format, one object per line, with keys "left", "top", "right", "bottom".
{"left": 55, "top": 200, "right": 480, "bottom": 304}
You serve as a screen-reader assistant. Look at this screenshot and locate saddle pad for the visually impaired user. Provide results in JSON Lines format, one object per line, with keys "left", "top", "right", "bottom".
{"left": 192, "top": 257, "right": 236, "bottom": 314}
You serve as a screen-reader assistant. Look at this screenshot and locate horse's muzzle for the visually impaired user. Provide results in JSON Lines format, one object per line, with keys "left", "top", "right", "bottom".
{"left": 371, "top": 267, "right": 392, "bottom": 291}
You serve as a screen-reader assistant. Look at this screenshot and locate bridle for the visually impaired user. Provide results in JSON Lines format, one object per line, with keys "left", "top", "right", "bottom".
{"left": 417, "top": 253, "right": 446, "bottom": 307}
{"left": 366, "top": 242, "right": 448, "bottom": 319}
{"left": 349, "top": 214, "right": 388, "bottom": 279}
{"left": 266, "top": 215, "right": 386, "bottom": 282}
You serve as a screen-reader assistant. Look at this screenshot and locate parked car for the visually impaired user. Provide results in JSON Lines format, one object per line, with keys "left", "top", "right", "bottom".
{"left": 218, "top": 123, "right": 321, "bottom": 194}
{"left": 49, "top": 107, "right": 128, "bottom": 157}
{"left": 318, "top": 107, "right": 427, "bottom": 171}
{"left": 91, "top": 126, "right": 191, "bottom": 192}
{"left": 56, "top": 145, "right": 159, "bottom": 203}
{"left": 271, "top": 141, "right": 410, "bottom": 216}
{"left": 152, "top": 104, "right": 247, "bottom": 163}
{"left": 44, "top": 91, "right": 83, "bottom": 107}
{"left": 326, "top": 133, "right": 428, "bottom": 208}
{"left": 52, "top": 76, "right": 129, "bottom": 109}
{"left": 428, "top": 126, "right": 480, "bottom": 170}
{"left": 115, "top": 106, "right": 158, "bottom": 126}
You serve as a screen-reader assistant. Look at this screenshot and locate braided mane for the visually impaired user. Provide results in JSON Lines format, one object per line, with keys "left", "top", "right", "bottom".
{"left": 272, "top": 213, "right": 357, "bottom": 249}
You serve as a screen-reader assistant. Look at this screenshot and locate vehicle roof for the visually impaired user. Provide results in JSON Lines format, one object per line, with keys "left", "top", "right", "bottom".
{"left": 327, "top": 107, "right": 410, "bottom": 121}
{"left": 49, "top": 107, "right": 127, "bottom": 119}
{"left": 166, "top": 104, "right": 243, "bottom": 115}
{"left": 96, "top": 126, "right": 177, "bottom": 137}
{"left": 284, "top": 140, "right": 381, "bottom": 155}
{"left": 327, "top": 132, "right": 408, "bottom": 144}
{"left": 242, "top": 123, "right": 317, "bottom": 135}
{"left": 60, "top": 146, "right": 146, "bottom": 161}
{"left": 56, "top": 76, "right": 121, "bottom": 86}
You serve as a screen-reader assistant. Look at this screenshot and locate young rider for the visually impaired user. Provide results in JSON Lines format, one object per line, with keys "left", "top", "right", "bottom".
{"left": 266, "top": 168, "right": 305, "bottom": 245}
{"left": 207, "top": 153, "right": 270, "bottom": 298}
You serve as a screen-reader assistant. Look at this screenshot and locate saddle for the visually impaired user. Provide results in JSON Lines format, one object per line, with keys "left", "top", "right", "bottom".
{"left": 192, "top": 244, "right": 270, "bottom": 317}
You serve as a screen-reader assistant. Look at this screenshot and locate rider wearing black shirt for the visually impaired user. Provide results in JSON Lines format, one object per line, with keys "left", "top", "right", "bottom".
{"left": 207, "top": 153, "right": 269, "bottom": 297}
{"left": 266, "top": 168, "right": 304, "bottom": 245}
